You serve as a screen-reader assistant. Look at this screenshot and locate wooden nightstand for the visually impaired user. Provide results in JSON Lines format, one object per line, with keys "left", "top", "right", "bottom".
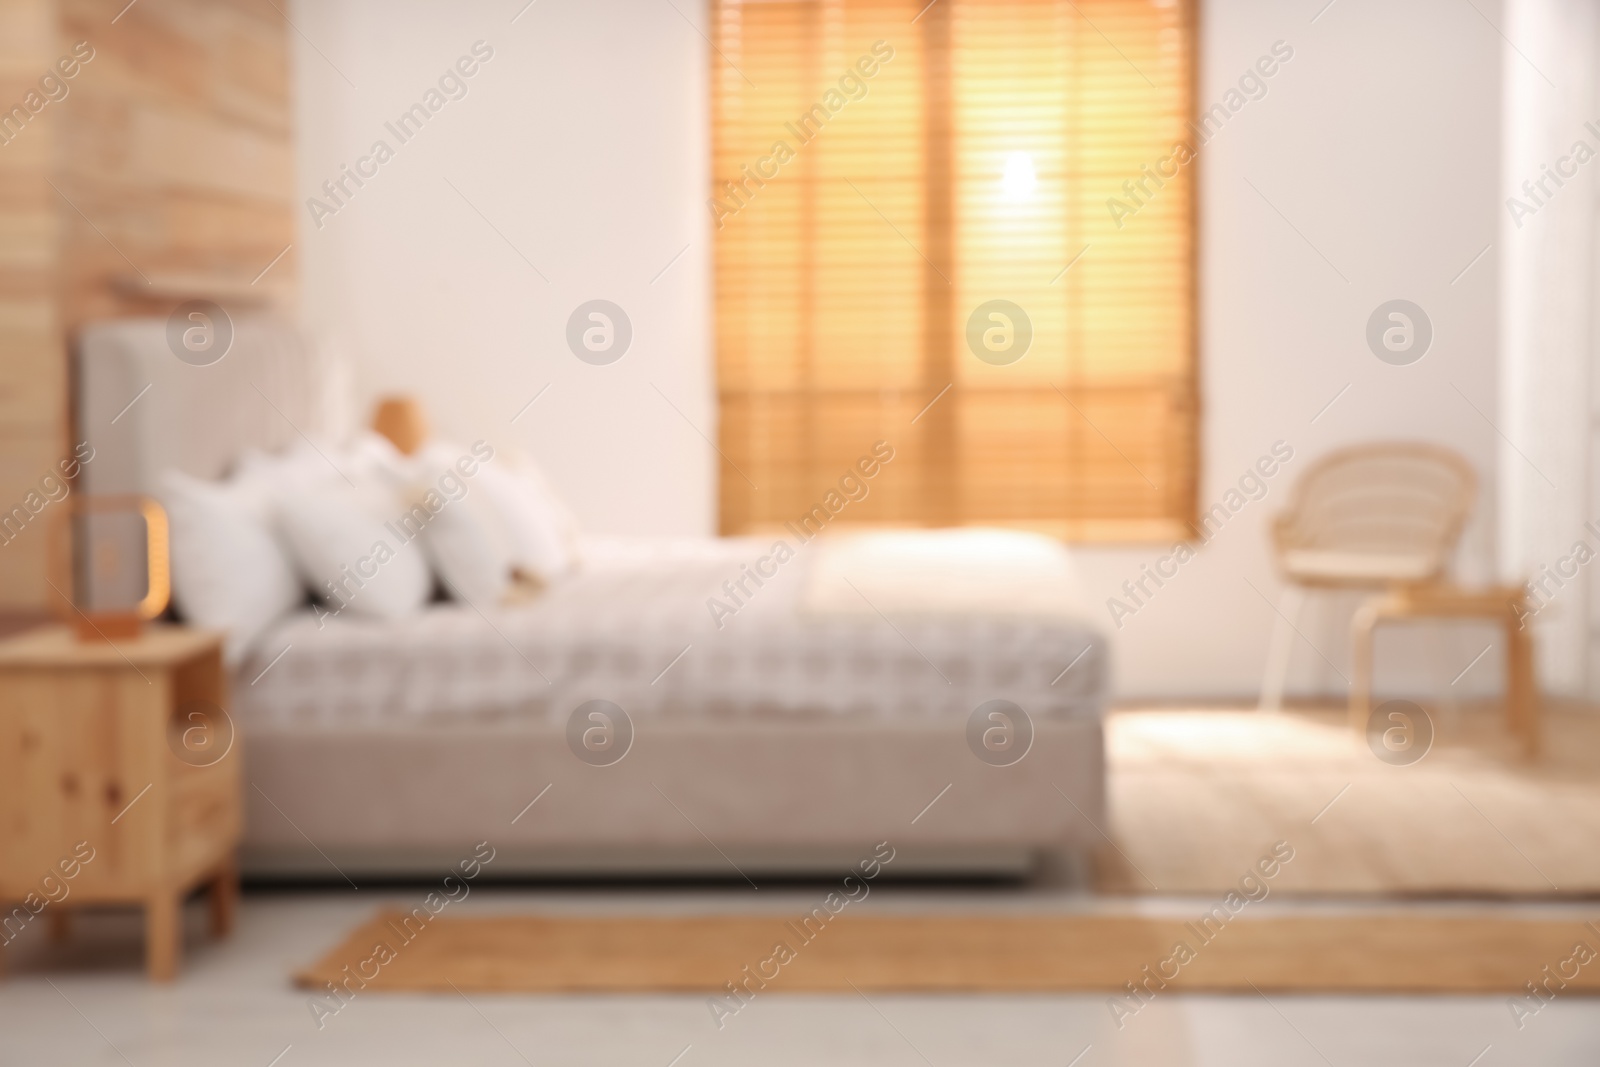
{"left": 0, "top": 625, "right": 240, "bottom": 981}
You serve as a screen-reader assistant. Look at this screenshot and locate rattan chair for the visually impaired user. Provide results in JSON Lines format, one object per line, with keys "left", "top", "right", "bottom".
{"left": 1258, "top": 442, "right": 1477, "bottom": 710}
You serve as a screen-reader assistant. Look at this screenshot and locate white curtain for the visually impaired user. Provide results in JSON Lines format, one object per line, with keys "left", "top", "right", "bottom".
{"left": 1500, "top": 0, "right": 1600, "bottom": 698}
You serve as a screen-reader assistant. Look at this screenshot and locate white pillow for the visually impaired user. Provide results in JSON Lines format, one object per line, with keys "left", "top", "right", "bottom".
{"left": 234, "top": 433, "right": 408, "bottom": 496}
{"left": 159, "top": 470, "right": 304, "bottom": 665}
{"left": 344, "top": 431, "right": 414, "bottom": 489}
{"left": 264, "top": 444, "right": 435, "bottom": 617}
{"left": 473, "top": 451, "right": 578, "bottom": 582}
{"left": 407, "top": 442, "right": 513, "bottom": 606}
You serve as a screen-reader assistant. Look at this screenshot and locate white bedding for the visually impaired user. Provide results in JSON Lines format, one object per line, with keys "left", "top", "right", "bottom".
{"left": 233, "top": 529, "right": 1107, "bottom": 730}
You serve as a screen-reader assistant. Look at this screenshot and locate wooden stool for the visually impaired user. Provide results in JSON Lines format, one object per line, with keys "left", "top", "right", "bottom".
{"left": 1349, "top": 583, "right": 1537, "bottom": 758}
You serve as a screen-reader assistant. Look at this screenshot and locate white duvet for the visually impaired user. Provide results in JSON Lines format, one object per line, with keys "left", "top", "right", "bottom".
{"left": 234, "top": 529, "right": 1107, "bottom": 731}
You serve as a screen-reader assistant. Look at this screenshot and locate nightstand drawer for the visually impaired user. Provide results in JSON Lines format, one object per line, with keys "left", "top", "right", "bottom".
{"left": 172, "top": 773, "right": 232, "bottom": 836}
{"left": 169, "top": 768, "right": 239, "bottom": 881}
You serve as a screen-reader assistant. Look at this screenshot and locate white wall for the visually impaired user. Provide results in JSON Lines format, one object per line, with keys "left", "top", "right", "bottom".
{"left": 292, "top": 0, "right": 713, "bottom": 537}
{"left": 291, "top": 0, "right": 1505, "bottom": 702}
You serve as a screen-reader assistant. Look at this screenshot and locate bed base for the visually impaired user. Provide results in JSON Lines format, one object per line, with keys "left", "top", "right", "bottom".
{"left": 240, "top": 717, "right": 1104, "bottom": 880}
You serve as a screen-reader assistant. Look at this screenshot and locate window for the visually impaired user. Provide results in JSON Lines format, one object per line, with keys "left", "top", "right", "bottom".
{"left": 712, "top": 0, "right": 1196, "bottom": 540}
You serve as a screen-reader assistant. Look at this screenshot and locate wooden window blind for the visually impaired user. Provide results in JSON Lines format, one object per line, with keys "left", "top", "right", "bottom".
{"left": 712, "top": 0, "right": 1195, "bottom": 541}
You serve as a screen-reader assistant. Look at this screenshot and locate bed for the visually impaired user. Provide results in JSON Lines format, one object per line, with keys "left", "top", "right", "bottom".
{"left": 78, "top": 315, "right": 1109, "bottom": 879}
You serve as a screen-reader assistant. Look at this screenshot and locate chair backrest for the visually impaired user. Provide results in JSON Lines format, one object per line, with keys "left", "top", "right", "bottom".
{"left": 1274, "top": 442, "right": 1476, "bottom": 574}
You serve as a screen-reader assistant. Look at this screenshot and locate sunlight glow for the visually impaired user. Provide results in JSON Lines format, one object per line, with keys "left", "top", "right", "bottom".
{"left": 1001, "top": 151, "right": 1037, "bottom": 201}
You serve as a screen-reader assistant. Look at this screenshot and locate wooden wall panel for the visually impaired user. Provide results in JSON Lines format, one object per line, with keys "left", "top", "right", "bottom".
{"left": 0, "top": 0, "right": 66, "bottom": 613}
{"left": 0, "top": 0, "right": 295, "bottom": 612}
{"left": 57, "top": 0, "right": 296, "bottom": 327}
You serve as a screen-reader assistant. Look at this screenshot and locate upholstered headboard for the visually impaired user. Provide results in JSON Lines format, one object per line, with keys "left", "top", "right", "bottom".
{"left": 76, "top": 314, "right": 335, "bottom": 496}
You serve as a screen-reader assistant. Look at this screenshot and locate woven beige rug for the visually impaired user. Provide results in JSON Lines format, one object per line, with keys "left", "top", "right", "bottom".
{"left": 297, "top": 910, "right": 1600, "bottom": 995}
{"left": 1100, "top": 707, "right": 1600, "bottom": 896}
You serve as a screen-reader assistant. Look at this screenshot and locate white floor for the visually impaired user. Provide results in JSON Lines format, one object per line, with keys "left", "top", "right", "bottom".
{"left": 2, "top": 886, "right": 1597, "bottom": 1067}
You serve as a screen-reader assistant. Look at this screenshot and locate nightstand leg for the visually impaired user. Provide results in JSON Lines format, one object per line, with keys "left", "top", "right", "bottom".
{"left": 47, "top": 909, "right": 70, "bottom": 943}
{"left": 146, "top": 890, "right": 181, "bottom": 982}
{"left": 209, "top": 857, "right": 238, "bottom": 938}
